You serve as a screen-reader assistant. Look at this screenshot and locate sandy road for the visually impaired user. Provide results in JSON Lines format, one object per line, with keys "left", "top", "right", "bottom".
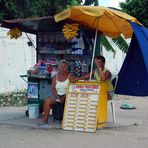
{"left": 0, "top": 96, "right": 148, "bottom": 148}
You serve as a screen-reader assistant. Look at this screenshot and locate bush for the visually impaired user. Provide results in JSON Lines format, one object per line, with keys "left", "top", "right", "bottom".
{"left": 0, "top": 89, "right": 27, "bottom": 107}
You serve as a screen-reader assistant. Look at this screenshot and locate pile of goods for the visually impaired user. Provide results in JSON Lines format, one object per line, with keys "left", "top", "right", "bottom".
{"left": 62, "top": 23, "right": 79, "bottom": 40}
{"left": 7, "top": 28, "right": 22, "bottom": 39}
{"left": 27, "top": 59, "right": 52, "bottom": 78}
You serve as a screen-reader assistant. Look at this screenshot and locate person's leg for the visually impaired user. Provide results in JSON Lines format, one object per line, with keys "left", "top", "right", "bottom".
{"left": 43, "top": 96, "right": 54, "bottom": 123}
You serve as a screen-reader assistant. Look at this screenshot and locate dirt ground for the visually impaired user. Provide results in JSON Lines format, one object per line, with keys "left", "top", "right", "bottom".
{"left": 0, "top": 95, "right": 148, "bottom": 148}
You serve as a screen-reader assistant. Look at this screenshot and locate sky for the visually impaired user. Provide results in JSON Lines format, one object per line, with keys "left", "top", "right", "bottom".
{"left": 99, "top": 0, "right": 126, "bottom": 8}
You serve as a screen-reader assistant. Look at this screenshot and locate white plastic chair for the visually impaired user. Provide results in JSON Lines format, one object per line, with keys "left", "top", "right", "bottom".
{"left": 108, "top": 75, "right": 118, "bottom": 123}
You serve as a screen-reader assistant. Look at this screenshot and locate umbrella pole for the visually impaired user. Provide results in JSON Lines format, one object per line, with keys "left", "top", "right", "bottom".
{"left": 89, "top": 29, "right": 98, "bottom": 80}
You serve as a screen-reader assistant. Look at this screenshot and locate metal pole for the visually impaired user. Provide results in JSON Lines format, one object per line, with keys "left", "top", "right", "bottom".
{"left": 89, "top": 29, "right": 98, "bottom": 80}
{"left": 25, "top": 32, "right": 37, "bottom": 51}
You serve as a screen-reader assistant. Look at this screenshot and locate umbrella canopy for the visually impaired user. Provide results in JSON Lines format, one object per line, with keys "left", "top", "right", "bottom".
{"left": 54, "top": 6, "right": 142, "bottom": 38}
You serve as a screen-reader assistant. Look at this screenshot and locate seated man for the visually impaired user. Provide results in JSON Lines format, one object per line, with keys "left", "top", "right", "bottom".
{"left": 81, "top": 55, "right": 113, "bottom": 99}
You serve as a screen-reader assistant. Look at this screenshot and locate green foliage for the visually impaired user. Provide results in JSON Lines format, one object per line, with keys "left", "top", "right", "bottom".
{"left": 0, "top": 0, "right": 19, "bottom": 20}
{"left": 112, "top": 36, "right": 129, "bottom": 53}
{"left": 0, "top": 0, "right": 81, "bottom": 22}
{"left": 120, "top": 0, "right": 148, "bottom": 27}
{"left": 100, "top": 35, "right": 116, "bottom": 54}
{"left": 0, "top": 90, "right": 27, "bottom": 107}
{"left": 99, "top": 34, "right": 129, "bottom": 55}
{"left": 83, "top": 0, "right": 98, "bottom": 5}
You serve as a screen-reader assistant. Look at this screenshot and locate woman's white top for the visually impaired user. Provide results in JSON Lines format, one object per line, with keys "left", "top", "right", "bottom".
{"left": 55, "top": 76, "right": 69, "bottom": 95}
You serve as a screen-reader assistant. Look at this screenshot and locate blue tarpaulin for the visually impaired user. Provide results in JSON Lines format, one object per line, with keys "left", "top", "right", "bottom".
{"left": 115, "top": 22, "right": 148, "bottom": 96}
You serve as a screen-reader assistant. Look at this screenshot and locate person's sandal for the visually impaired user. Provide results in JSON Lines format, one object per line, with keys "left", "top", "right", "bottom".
{"left": 37, "top": 121, "right": 48, "bottom": 126}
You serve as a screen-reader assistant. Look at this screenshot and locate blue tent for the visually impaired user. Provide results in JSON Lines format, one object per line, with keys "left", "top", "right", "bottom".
{"left": 114, "top": 22, "right": 148, "bottom": 96}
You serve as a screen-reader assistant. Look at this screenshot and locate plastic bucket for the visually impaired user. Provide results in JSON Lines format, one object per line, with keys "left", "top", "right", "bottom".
{"left": 28, "top": 104, "right": 39, "bottom": 119}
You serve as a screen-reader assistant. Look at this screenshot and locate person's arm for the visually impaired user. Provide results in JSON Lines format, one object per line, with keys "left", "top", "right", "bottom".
{"left": 80, "top": 70, "right": 95, "bottom": 80}
{"left": 98, "top": 68, "right": 111, "bottom": 81}
{"left": 69, "top": 73, "right": 79, "bottom": 83}
{"left": 79, "top": 73, "right": 90, "bottom": 80}
{"left": 51, "top": 76, "right": 59, "bottom": 99}
{"left": 69, "top": 72, "right": 94, "bottom": 83}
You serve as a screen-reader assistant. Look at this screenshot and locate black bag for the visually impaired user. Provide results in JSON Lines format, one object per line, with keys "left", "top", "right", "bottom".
{"left": 52, "top": 102, "right": 64, "bottom": 122}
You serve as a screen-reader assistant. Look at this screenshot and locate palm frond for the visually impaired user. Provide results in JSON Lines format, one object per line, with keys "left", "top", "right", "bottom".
{"left": 108, "top": 7, "right": 122, "bottom": 12}
{"left": 100, "top": 35, "right": 116, "bottom": 55}
{"left": 112, "top": 36, "right": 128, "bottom": 53}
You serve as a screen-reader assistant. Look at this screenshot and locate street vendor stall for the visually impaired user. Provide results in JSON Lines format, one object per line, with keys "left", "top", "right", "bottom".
{"left": 53, "top": 6, "right": 142, "bottom": 131}
{"left": 1, "top": 6, "right": 142, "bottom": 132}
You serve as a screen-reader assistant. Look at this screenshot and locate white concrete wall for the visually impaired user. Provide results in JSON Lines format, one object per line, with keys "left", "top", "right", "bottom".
{"left": 0, "top": 28, "right": 36, "bottom": 93}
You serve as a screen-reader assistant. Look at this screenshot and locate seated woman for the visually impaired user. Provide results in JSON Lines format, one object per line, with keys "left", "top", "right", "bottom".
{"left": 43, "top": 60, "right": 76, "bottom": 124}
